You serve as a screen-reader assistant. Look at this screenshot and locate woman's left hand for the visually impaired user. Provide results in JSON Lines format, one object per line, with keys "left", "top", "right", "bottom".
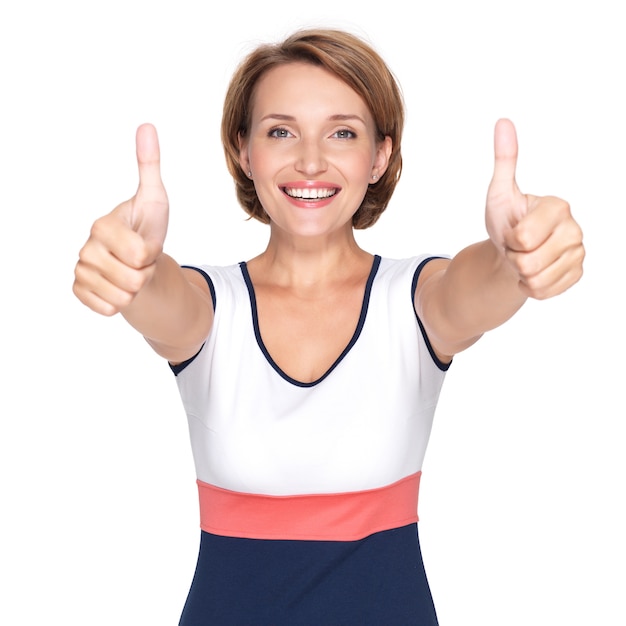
{"left": 485, "top": 119, "right": 585, "bottom": 300}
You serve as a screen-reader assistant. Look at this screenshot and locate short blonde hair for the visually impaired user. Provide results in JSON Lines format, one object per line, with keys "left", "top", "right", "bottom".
{"left": 221, "top": 28, "right": 404, "bottom": 229}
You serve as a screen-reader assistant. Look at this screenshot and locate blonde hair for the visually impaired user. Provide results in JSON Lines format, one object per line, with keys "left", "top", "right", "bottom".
{"left": 221, "top": 28, "right": 404, "bottom": 229}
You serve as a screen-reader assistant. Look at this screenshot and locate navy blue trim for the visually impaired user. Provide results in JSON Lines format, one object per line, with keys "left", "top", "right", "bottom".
{"left": 240, "top": 255, "right": 382, "bottom": 388}
{"left": 181, "top": 265, "right": 216, "bottom": 310}
{"left": 168, "top": 266, "right": 216, "bottom": 376}
{"left": 411, "top": 258, "right": 452, "bottom": 372}
{"left": 169, "top": 345, "right": 205, "bottom": 376}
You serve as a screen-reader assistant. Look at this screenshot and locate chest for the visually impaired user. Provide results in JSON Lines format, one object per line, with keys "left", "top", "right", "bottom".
{"left": 253, "top": 283, "right": 366, "bottom": 384}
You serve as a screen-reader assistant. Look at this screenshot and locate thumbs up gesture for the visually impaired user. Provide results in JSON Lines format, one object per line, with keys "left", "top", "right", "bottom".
{"left": 485, "top": 119, "right": 584, "bottom": 299}
{"left": 73, "top": 124, "right": 170, "bottom": 315}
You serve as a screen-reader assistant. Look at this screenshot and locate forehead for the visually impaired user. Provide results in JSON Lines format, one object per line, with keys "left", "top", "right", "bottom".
{"left": 250, "top": 62, "right": 372, "bottom": 121}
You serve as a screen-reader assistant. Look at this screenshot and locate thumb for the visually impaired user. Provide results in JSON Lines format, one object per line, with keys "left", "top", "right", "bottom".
{"left": 136, "top": 123, "right": 166, "bottom": 198}
{"left": 485, "top": 119, "right": 528, "bottom": 251}
{"left": 490, "top": 118, "right": 519, "bottom": 187}
{"left": 131, "top": 123, "right": 169, "bottom": 249}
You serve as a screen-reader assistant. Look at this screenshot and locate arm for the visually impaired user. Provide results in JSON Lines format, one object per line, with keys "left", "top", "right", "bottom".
{"left": 415, "top": 119, "right": 584, "bottom": 361}
{"left": 73, "top": 124, "right": 214, "bottom": 363}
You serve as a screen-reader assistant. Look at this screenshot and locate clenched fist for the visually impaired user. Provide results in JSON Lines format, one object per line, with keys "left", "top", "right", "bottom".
{"left": 73, "top": 124, "right": 169, "bottom": 315}
{"left": 485, "top": 119, "right": 584, "bottom": 300}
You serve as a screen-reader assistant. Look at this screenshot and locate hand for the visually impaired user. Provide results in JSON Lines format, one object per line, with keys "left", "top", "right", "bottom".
{"left": 73, "top": 124, "right": 170, "bottom": 315}
{"left": 485, "top": 119, "right": 584, "bottom": 300}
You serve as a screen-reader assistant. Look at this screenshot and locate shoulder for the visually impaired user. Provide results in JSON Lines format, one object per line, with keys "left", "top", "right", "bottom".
{"left": 377, "top": 254, "right": 450, "bottom": 292}
{"left": 182, "top": 262, "right": 242, "bottom": 283}
{"left": 375, "top": 255, "right": 452, "bottom": 372}
{"left": 181, "top": 263, "right": 245, "bottom": 308}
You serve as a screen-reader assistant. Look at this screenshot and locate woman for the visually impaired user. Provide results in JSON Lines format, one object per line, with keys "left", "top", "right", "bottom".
{"left": 73, "top": 28, "right": 584, "bottom": 625}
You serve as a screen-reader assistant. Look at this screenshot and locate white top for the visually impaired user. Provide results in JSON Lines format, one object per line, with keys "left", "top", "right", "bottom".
{"left": 173, "top": 255, "right": 449, "bottom": 497}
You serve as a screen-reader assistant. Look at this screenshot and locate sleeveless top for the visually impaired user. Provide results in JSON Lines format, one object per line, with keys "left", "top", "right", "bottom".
{"left": 171, "top": 254, "right": 450, "bottom": 542}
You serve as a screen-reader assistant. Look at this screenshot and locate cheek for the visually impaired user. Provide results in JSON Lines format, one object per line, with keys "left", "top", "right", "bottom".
{"left": 248, "top": 142, "right": 281, "bottom": 171}
{"left": 349, "top": 151, "right": 377, "bottom": 181}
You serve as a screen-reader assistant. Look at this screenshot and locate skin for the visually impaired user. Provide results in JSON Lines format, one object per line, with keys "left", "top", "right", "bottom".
{"left": 73, "top": 61, "right": 585, "bottom": 379}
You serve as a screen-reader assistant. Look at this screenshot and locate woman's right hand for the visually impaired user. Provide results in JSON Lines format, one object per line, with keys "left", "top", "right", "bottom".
{"left": 73, "top": 124, "right": 170, "bottom": 316}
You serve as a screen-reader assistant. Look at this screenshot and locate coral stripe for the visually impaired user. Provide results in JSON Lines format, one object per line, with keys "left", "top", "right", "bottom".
{"left": 197, "top": 472, "right": 421, "bottom": 541}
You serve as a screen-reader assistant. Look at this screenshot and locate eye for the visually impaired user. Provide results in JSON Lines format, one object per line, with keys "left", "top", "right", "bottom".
{"left": 268, "top": 127, "right": 292, "bottom": 139}
{"left": 332, "top": 129, "right": 356, "bottom": 139}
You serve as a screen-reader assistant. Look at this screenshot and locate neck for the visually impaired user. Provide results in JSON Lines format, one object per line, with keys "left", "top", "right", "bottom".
{"left": 248, "top": 228, "right": 372, "bottom": 289}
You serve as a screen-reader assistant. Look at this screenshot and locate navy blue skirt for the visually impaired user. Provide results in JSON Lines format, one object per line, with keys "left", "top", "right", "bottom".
{"left": 179, "top": 523, "right": 438, "bottom": 625}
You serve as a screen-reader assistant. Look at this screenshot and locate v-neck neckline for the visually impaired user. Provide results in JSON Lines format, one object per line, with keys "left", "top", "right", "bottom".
{"left": 239, "top": 255, "right": 382, "bottom": 388}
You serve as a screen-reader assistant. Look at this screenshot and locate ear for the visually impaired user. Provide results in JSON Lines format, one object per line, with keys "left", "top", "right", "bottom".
{"left": 372, "top": 136, "right": 392, "bottom": 180}
{"left": 238, "top": 132, "right": 251, "bottom": 176}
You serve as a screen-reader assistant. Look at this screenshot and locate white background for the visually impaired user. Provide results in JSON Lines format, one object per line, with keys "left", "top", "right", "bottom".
{"left": 1, "top": 0, "right": 624, "bottom": 624}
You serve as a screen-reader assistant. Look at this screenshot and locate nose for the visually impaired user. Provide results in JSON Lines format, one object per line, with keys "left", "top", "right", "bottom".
{"left": 294, "top": 137, "right": 328, "bottom": 177}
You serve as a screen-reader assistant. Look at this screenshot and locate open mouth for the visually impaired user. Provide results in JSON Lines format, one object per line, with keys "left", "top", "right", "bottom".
{"left": 282, "top": 187, "right": 338, "bottom": 200}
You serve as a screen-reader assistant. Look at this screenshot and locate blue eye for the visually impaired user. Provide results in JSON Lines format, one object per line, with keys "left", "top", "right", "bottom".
{"left": 269, "top": 127, "right": 292, "bottom": 138}
{"left": 333, "top": 129, "right": 356, "bottom": 139}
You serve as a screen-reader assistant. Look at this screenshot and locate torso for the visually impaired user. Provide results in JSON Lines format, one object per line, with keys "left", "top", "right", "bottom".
{"left": 175, "top": 254, "right": 446, "bottom": 624}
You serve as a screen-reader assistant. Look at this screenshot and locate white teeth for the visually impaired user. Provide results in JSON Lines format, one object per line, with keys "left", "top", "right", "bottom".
{"left": 284, "top": 187, "right": 337, "bottom": 199}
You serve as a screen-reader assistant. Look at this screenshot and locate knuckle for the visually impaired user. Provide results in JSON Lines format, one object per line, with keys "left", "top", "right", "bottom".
{"left": 552, "top": 196, "right": 571, "bottom": 214}
{"left": 124, "top": 263, "right": 156, "bottom": 295}
{"left": 100, "top": 303, "right": 121, "bottom": 317}
{"left": 527, "top": 286, "right": 549, "bottom": 301}
{"left": 130, "top": 247, "right": 152, "bottom": 269}
{"left": 544, "top": 196, "right": 571, "bottom": 218}
{"left": 511, "top": 224, "right": 534, "bottom": 251}
{"left": 116, "top": 290, "right": 136, "bottom": 310}
{"left": 77, "top": 241, "right": 94, "bottom": 265}
{"left": 73, "top": 261, "right": 83, "bottom": 281}
{"left": 125, "top": 270, "right": 147, "bottom": 294}
{"left": 126, "top": 239, "right": 158, "bottom": 270}
{"left": 71, "top": 281, "right": 85, "bottom": 303}
{"left": 522, "top": 273, "right": 545, "bottom": 295}
{"left": 89, "top": 215, "right": 109, "bottom": 239}
{"left": 572, "top": 222, "right": 584, "bottom": 245}
{"left": 514, "top": 255, "right": 535, "bottom": 279}
{"left": 508, "top": 249, "right": 539, "bottom": 279}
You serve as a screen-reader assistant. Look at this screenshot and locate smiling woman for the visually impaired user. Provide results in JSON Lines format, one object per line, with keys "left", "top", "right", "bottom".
{"left": 221, "top": 29, "right": 404, "bottom": 230}
{"left": 72, "top": 27, "right": 584, "bottom": 625}
{"left": 238, "top": 62, "right": 392, "bottom": 242}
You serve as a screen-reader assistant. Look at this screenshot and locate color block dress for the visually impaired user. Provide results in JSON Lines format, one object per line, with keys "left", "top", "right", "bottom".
{"left": 172, "top": 255, "right": 449, "bottom": 625}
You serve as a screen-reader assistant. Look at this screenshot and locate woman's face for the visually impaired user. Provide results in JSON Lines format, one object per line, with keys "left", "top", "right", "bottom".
{"left": 239, "top": 62, "right": 391, "bottom": 241}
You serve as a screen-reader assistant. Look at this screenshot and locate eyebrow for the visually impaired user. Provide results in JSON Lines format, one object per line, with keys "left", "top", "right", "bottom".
{"left": 260, "top": 113, "right": 367, "bottom": 124}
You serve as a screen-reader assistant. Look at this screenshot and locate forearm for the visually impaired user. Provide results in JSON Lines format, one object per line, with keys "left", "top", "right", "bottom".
{"left": 418, "top": 240, "right": 527, "bottom": 355}
{"left": 121, "top": 253, "right": 213, "bottom": 361}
